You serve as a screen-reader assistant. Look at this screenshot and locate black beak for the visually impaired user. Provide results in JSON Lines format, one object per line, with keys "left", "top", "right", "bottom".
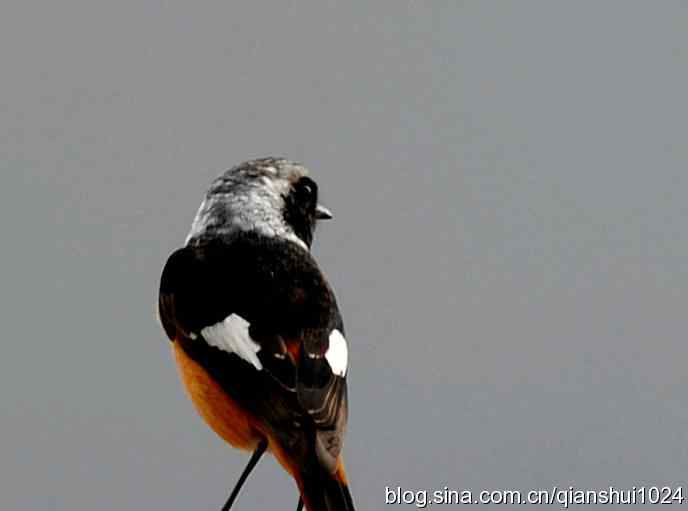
{"left": 315, "top": 204, "right": 333, "bottom": 220}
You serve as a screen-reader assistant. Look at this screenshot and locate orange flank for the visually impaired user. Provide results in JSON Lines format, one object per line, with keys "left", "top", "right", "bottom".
{"left": 173, "top": 339, "right": 350, "bottom": 509}
{"left": 173, "top": 340, "right": 261, "bottom": 451}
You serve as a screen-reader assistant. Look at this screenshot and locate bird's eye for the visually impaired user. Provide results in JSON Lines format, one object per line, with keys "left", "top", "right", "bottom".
{"left": 296, "top": 177, "right": 317, "bottom": 202}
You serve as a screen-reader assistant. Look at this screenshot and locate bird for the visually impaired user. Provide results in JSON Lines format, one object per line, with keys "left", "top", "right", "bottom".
{"left": 158, "top": 158, "right": 355, "bottom": 511}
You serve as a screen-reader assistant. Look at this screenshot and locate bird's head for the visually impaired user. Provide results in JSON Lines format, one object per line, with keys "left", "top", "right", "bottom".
{"left": 185, "top": 157, "right": 332, "bottom": 250}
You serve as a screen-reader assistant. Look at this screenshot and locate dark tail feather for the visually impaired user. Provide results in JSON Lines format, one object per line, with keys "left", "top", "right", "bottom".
{"left": 298, "top": 467, "right": 355, "bottom": 511}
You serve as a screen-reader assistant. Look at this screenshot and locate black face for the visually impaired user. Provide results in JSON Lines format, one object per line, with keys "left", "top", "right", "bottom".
{"left": 283, "top": 177, "right": 319, "bottom": 247}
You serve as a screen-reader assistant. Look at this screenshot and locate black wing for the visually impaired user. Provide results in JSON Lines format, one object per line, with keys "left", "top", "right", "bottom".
{"left": 158, "top": 232, "right": 348, "bottom": 472}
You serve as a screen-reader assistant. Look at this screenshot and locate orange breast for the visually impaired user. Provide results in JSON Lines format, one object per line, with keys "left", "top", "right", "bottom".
{"left": 172, "top": 341, "right": 262, "bottom": 451}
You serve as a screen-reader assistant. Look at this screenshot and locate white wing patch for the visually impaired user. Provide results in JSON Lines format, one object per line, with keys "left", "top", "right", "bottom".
{"left": 325, "top": 329, "right": 348, "bottom": 377}
{"left": 200, "top": 314, "right": 263, "bottom": 370}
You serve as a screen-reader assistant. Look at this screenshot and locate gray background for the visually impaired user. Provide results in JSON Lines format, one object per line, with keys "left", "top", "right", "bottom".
{"left": 1, "top": 1, "right": 687, "bottom": 510}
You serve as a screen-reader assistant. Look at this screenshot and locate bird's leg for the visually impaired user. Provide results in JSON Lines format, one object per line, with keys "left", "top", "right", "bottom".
{"left": 296, "top": 497, "right": 304, "bottom": 511}
{"left": 221, "top": 439, "right": 268, "bottom": 511}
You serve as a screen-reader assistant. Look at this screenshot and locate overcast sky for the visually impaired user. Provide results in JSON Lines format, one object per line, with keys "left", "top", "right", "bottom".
{"left": 1, "top": 2, "right": 687, "bottom": 510}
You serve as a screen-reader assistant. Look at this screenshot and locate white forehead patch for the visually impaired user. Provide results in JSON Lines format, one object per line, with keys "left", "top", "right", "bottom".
{"left": 200, "top": 314, "right": 263, "bottom": 370}
{"left": 325, "top": 329, "right": 348, "bottom": 377}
